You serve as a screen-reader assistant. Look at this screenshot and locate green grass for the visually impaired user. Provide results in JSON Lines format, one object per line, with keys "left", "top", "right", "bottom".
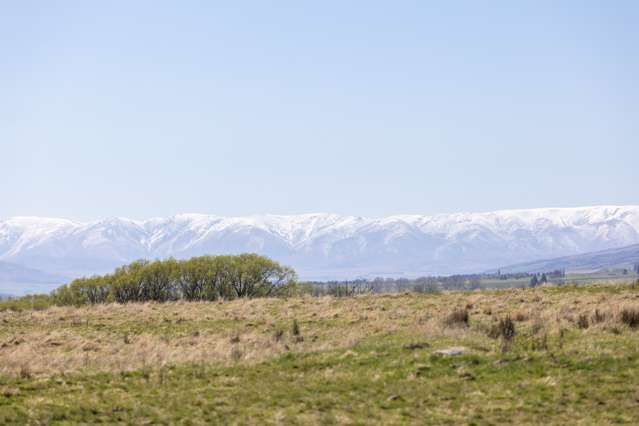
{"left": 480, "top": 270, "right": 638, "bottom": 289}
{"left": 2, "top": 284, "right": 639, "bottom": 424}
{"left": 2, "top": 332, "right": 638, "bottom": 424}
{"left": 564, "top": 271, "right": 639, "bottom": 286}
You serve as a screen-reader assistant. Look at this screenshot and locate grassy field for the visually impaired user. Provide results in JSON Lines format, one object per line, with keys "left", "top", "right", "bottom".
{"left": 563, "top": 271, "right": 639, "bottom": 286}
{"left": 2, "top": 284, "right": 639, "bottom": 424}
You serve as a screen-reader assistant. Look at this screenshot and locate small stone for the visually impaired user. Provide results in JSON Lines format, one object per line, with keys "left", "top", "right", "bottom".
{"left": 433, "top": 347, "right": 467, "bottom": 356}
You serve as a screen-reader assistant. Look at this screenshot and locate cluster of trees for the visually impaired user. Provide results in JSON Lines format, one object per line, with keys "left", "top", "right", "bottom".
{"left": 634, "top": 264, "right": 639, "bottom": 275}
{"left": 527, "top": 270, "right": 568, "bottom": 288}
{"left": 495, "top": 270, "right": 533, "bottom": 280}
{"left": 529, "top": 273, "right": 549, "bottom": 288}
{"left": 52, "top": 254, "right": 297, "bottom": 305}
{"left": 495, "top": 269, "right": 565, "bottom": 281}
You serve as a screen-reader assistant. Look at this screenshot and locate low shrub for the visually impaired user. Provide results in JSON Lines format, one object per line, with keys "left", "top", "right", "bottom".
{"left": 577, "top": 314, "right": 589, "bottom": 329}
{"left": 620, "top": 308, "right": 639, "bottom": 329}
{"left": 0, "top": 294, "right": 55, "bottom": 312}
{"left": 291, "top": 319, "right": 303, "bottom": 342}
{"left": 591, "top": 309, "right": 607, "bottom": 324}
{"left": 488, "top": 316, "right": 516, "bottom": 341}
{"left": 444, "top": 308, "right": 469, "bottom": 328}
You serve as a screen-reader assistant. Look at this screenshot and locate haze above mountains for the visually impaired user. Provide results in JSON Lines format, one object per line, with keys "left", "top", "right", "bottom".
{"left": 1, "top": 205, "right": 639, "bottom": 295}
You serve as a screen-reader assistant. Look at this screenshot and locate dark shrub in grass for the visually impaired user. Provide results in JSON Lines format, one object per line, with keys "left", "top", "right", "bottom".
{"left": 444, "top": 308, "right": 469, "bottom": 328}
{"left": 591, "top": 309, "right": 607, "bottom": 324}
{"left": 292, "top": 319, "right": 301, "bottom": 336}
{"left": 488, "top": 315, "right": 517, "bottom": 353}
{"left": 577, "top": 314, "right": 589, "bottom": 329}
{"left": 291, "top": 319, "right": 303, "bottom": 342}
{"left": 620, "top": 308, "right": 639, "bottom": 329}
{"left": 488, "top": 316, "right": 516, "bottom": 340}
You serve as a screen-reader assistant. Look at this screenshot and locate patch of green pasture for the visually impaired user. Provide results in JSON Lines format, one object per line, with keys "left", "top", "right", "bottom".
{"left": 2, "top": 327, "right": 639, "bottom": 425}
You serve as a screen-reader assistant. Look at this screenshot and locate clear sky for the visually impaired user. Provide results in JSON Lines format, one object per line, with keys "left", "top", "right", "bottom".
{"left": 2, "top": 1, "right": 638, "bottom": 220}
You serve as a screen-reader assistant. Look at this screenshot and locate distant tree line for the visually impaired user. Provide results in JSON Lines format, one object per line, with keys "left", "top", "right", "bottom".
{"left": 497, "top": 269, "right": 565, "bottom": 281}
{"left": 496, "top": 270, "right": 533, "bottom": 280}
{"left": 304, "top": 269, "right": 573, "bottom": 296}
{"left": 304, "top": 274, "right": 484, "bottom": 296}
{"left": 302, "top": 280, "right": 374, "bottom": 297}
{"left": 51, "top": 254, "right": 297, "bottom": 305}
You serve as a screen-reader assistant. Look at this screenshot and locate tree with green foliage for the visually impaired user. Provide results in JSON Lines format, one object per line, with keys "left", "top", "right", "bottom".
{"left": 51, "top": 254, "right": 297, "bottom": 306}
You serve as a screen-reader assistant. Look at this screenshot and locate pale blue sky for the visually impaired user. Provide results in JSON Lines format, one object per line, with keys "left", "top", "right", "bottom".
{"left": 2, "top": 1, "right": 637, "bottom": 220}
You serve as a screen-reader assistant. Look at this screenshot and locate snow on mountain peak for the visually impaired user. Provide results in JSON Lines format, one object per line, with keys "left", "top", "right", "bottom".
{"left": 1, "top": 205, "right": 638, "bottom": 281}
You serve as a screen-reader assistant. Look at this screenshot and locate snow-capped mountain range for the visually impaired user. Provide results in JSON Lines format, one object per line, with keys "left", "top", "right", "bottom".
{"left": 1, "top": 206, "right": 639, "bottom": 287}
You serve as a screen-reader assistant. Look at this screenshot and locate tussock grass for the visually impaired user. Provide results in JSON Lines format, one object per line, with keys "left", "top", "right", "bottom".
{"left": 1, "top": 283, "right": 639, "bottom": 424}
{"left": 577, "top": 313, "right": 590, "bottom": 329}
{"left": 443, "top": 308, "right": 469, "bottom": 327}
{"left": 620, "top": 307, "right": 639, "bottom": 328}
{"left": 488, "top": 315, "right": 516, "bottom": 340}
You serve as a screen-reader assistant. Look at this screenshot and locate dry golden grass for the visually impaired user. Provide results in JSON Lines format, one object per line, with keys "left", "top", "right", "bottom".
{"left": 1, "top": 284, "right": 638, "bottom": 379}
{"left": 3, "top": 284, "right": 639, "bottom": 425}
